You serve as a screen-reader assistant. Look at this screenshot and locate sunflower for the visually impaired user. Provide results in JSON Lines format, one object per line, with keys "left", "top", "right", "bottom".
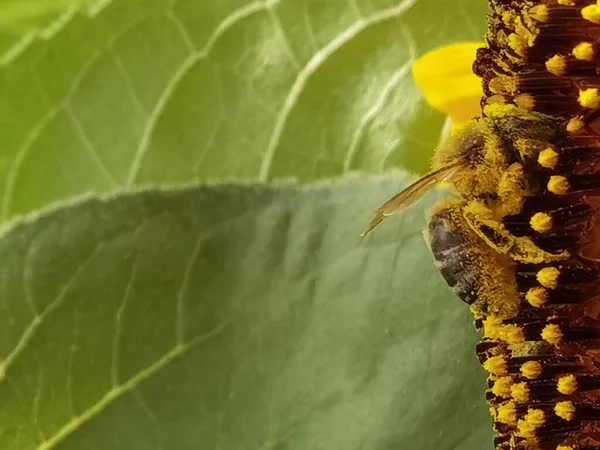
{"left": 411, "top": 42, "right": 483, "bottom": 129}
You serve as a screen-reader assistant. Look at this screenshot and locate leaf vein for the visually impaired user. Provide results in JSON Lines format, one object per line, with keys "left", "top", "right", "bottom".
{"left": 66, "top": 342, "right": 77, "bottom": 418}
{"left": 167, "top": 0, "right": 197, "bottom": 52}
{"left": 33, "top": 367, "right": 45, "bottom": 443}
{"left": 0, "top": 243, "right": 104, "bottom": 386}
{"left": 126, "top": 0, "right": 283, "bottom": 187}
{"left": 108, "top": 43, "right": 150, "bottom": 117}
{"left": 301, "top": 5, "right": 319, "bottom": 52}
{"left": 266, "top": 9, "right": 301, "bottom": 70}
{"left": 65, "top": 105, "right": 120, "bottom": 187}
{"left": 258, "top": 0, "right": 419, "bottom": 181}
{"left": 176, "top": 233, "right": 206, "bottom": 345}
{"left": 343, "top": 30, "right": 415, "bottom": 172}
{"left": 2, "top": 14, "right": 144, "bottom": 221}
{"left": 112, "top": 249, "right": 138, "bottom": 387}
{"left": 35, "top": 321, "right": 230, "bottom": 450}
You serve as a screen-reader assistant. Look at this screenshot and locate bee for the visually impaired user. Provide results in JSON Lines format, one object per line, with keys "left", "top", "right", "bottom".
{"left": 364, "top": 1, "right": 600, "bottom": 449}
{"left": 362, "top": 110, "right": 569, "bottom": 320}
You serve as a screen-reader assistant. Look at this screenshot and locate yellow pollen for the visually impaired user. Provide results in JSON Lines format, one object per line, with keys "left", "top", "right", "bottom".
{"left": 486, "top": 94, "right": 506, "bottom": 106}
{"left": 492, "top": 376, "right": 514, "bottom": 398}
{"left": 537, "top": 267, "right": 560, "bottom": 289}
{"left": 579, "top": 88, "right": 600, "bottom": 109}
{"left": 567, "top": 116, "right": 585, "bottom": 133}
{"left": 545, "top": 55, "right": 566, "bottom": 76}
{"left": 503, "top": 325, "right": 526, "bottom": 344}
{"left": 483, "top": 316, "right": 503, "bottom": 340}
{"left": 558, "top": 0, "right": 574, "bottom": 4}
{"left": 511, "top": 382, "right": 530, "bottom": 403}
{"left": 517, "top": 408, "right": 545, "bottom": 438}
{"left": 582, "top": 4, "right": 600, "bottom": 24}
{"left": 497, "top": 401, "right": 518, "bottom": 425}
{"left": 557, "top": 374, "right": 578, "bottom": 395}
{"left": 541, "top": 323, "right": 563, "bottom": 345}
{"left": 555, "top": 401, "right": 576, "bottom": 421}
{"left": 489, "top": 75, "right": 516, "bottom": 94}
{"left": 516, "top": 94, "right": 535, "bottom": 110}
{"left": 530, "top": 212, "right": 552, "bottom": 233}
{"left": 483, "top": 103, "right": 523, "bottom": 118}
{"left": 489, "top": 406, "right": 497, "bottom": 420}
{"left": 509, "top": 33, "right": 527, "bottom": 56}
{"left": 483, "top": 316, "right": 526, "bottom": 344}
{"left": 484, "top": 355, "right": 508, "bottom": 376}
{"left": 556, "top": 446, "right": 574, "bottom": 450}
{"left": 521, "top": 361, "right": 543, "bottom": 379}
{"left": 529, "top": 5, "right": 548, "bottom": 22}
{"left": 526, "top": 287, "right": 548, "bottom": 308}
{"left": 538, "top": 148, "right": 559, "bottom": 169}
{"left": 548, "top": 175, "right": 570, "bottom": 195}
{"left": 573, "top": 42, "right": 595, "bottom": 61}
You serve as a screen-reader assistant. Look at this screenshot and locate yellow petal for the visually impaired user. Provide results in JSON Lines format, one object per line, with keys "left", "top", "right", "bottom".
{"left": 412, "top": 42, "right": 484, "bottom": 124}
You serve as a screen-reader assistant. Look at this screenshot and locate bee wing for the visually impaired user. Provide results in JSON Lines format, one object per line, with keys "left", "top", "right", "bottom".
{"left": 360, "top": 164, "right": 461, "bottom": 237}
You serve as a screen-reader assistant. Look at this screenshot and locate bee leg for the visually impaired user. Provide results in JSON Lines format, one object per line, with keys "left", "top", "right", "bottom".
{"left": 462, "top": 200, "right": 568, "bottom": 264}
{"left": 496, "top": 162, "right": 528, "bottom": 217}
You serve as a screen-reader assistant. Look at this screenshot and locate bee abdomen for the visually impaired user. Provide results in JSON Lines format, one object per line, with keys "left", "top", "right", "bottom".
{"left": 428, "top": 213, "right": 477, "bottom": 303}
{"left": 427, "top": 199, "right": 520, "bottom": 318}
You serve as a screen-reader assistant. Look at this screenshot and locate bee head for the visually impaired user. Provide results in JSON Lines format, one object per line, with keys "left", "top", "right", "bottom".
{"left": 361, "top": 109, "right": 555, "bottom": 237}
{"left": 432, "top": 118, "right": 512, "bottom": 199}
{"left": 361, "top": 118, "right": 504, "bottom": 237}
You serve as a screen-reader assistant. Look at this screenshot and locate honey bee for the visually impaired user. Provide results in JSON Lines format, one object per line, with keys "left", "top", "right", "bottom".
{"left": 362, "top": 109, "right": 568, "bottom": 320}
{"left": 363, "top": 1, "right": 600, "bottom": 449}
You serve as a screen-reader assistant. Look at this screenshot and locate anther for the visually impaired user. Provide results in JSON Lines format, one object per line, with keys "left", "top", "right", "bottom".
{"left": 582, "top": 4, "right": 600, "bottom": 24}
{"left": 537, "top": 267, "right": 560, "bottom": 289}
{"left": 548, "top": 176, "right": 570, "bottom": 195}
{"left": 484, "top": 316, "right": 526, "bottom": 344}
{"left": 483, "top": 315, "right": 503, "bottom": 336}
{"left": 545, "top": 55, "right": 566, "bottom": 76}
{"left": 497, "top": 401, "right": 518, "bottom": 425}
{"left": 538, "top": 148, "right": 558, "bottom": 169}
{"left": 521, "top": 361, "right": 543, "bottom": 379}
{"left": 511, "top": 382, "right": 530, "bottom": 403}
{"left": 516, "top": 94, "right": 535, "bottom": 110}
{"left": 557, "top": 374, "right": 578, "bottom": 395}
{"left": 566, "top": 117, "right": 585, "bottom": 133}
{"left": 503, "top": 325, "right": 525, "bottom": 344}
{"left": 529, "top": 5, "right": 548, "bottom": 22}
{"left": 526, "top": 287, "right": 548, "bottom": 307}
{"left": 489, "top": 76, "right": 516, "bottom": 94}
{"left": 484, "top": 355, "right": 508, "bottom": 376}
{"left": 492, "top": 376, "right": 514, "bottom": 398}
{"left": 530, "top": 212, "right": 552, "bottom": 233}
{"left": 579, "top": 88, "right": 600, "bottom": 109}
{"left": 573, "top": 42, "right": 595, "bottom": 61}
{"left": 517, "top": 408, "right": 545, "bottom": 438}
{"left": 555, "top": 401, "right": 576, "bottom": 421}
{"left": 509, "top": 34, "right": 527, "bottom": 56}
{"left": 541, "top": 323, "right": 563, "bottom": 345}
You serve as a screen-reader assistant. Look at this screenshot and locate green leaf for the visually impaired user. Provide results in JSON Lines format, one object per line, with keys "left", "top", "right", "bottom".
{"left": 0, "top": 0, "right": 85, "bottom": 26}
{"left": 0, "top": 0, "right": 87, "bottom": 56}
{"left": 0, "top": 0, "right": 487, "bottom": 222}
{"left": 0, "top": 176, "right": 492, "bottom": 450}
